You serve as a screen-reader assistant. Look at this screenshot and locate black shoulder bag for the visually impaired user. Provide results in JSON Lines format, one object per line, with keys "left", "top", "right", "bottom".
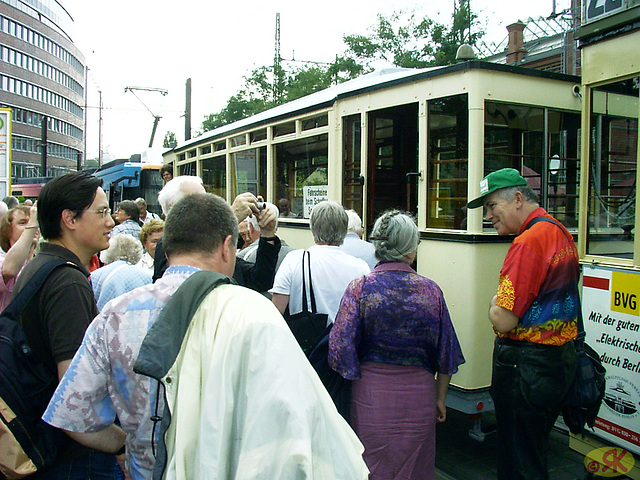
{"left": 526, "top": 216, "right": 606, "bottom": 434}
{"left": 286, "top": 250, "right": 328, "bottom": 353}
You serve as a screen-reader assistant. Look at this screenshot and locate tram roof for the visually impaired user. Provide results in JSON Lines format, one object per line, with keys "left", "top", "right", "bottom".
{"left": 173, "top": 60, "right": 580, "bottom": 153}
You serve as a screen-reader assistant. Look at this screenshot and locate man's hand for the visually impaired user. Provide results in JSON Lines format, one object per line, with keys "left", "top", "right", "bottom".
{"left": 231, "top": 193, "right": 260, "bottom": 223}
{"left": 258, "top": 207, "right": 278, "bottom": 238}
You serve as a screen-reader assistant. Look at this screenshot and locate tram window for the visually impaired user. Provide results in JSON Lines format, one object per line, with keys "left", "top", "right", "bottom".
{"left": 250, "top": 129, "right": 267, "bottom": 143}
{"left": 233, "top": 147, "right": 266, "bottom": 197}
{"left": 302, "top": 115, "right": 328, "bottom": 131}
{"left": 180, "top": 161, "right": 196, "bottom": 176}
{"left": 342, "top": 114, "right": 363, "bottom": 216}
{"left": 428, "top": 94, "right": 468, "bottom": 230}
{"left": 484, "top": 102, "right": 580, "bottom": 229}
{"left": 275, "top": 134, "right": 328, "bottom": 218}
{"left": 200, "top": 145, "right": 211, "bottom": 155}
{"left": 177, "top": 153, "right": 186, "bottom": 161}
{"left": 586, "top": 76, "right": 639, "bottom": 259}
{"left": 231, "top": 135, "right": 246, "bottom": 147}
{"left": 214, "top": 141, "right": 226, "bottom": 152}
{"left": 274, "top": 121, "right": 296, "bottom": 137}
{"left": 188, "top": 150, "right": 197, "bottom": 158}
{"left": 202, "top": 156, "right": 226, "bottom": 198}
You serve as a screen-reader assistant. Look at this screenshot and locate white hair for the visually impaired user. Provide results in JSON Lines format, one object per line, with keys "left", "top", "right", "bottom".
{"left": 100, "top": 234, "right": 143, "bottom": 265}
{"left": 346, "top": 209, "right": 363, "bottom": 234}
{"left": 157, "top": 176, "right": 204, "bottom": 214}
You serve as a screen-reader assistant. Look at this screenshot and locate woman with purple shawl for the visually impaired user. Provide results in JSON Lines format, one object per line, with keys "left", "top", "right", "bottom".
{"left": 329, "top": 210, "right": 465, "bottom": 480}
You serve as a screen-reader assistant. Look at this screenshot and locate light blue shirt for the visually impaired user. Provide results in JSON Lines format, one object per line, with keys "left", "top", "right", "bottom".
{"left": 91, "top": 260, "right": 152, "bottom": 311}
{"left": 340, "top": 232, "right": 378, "bottom": 270}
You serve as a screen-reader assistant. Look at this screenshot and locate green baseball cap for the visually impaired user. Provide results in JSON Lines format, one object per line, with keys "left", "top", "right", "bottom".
{"left": 467, "top": 168, "right": 528, "bottom": 209}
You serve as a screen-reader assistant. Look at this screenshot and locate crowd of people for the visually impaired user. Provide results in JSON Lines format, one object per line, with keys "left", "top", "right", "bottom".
{"left": 0, "top": 166, "right": 581, "bottom": 480}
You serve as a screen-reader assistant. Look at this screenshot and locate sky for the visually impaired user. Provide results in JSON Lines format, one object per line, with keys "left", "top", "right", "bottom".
{"left": 60, "top": 0, "right": 572, "bottom": 162}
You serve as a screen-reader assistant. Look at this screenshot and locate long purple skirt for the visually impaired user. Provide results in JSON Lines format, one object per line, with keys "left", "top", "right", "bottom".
{"left": 351, "top": 362, "right": 437, "bottom": 480}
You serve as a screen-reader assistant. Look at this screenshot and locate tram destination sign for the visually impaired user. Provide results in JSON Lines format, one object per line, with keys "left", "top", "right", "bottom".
{"left": 583, "top": 0, "right": 635, "bottom": 25}
{"left": 582, "top": 264, "right": 640, "bottom": 456}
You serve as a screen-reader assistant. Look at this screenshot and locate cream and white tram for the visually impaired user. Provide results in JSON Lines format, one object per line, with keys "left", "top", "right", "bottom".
{"left": 163, "top": 61, "right": 584, "bottom": 426}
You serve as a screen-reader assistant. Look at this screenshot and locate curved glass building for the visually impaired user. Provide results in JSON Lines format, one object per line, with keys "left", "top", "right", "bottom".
{"left": 0, "top": 0, "right": 84, "bottom": 178}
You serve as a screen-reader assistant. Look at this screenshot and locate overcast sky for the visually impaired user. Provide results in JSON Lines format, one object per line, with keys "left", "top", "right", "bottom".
{"left": 60, "top": 0, "right": 571, "bottom": 161}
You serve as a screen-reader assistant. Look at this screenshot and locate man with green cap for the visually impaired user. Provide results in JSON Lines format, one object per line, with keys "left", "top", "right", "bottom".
{"left": 467, "top": 168, "right": 579, "bottom": 480}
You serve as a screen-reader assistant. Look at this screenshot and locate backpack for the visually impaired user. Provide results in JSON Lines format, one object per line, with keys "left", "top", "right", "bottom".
{"left": 0, "top": 259, "right": 80, "bottom": 479}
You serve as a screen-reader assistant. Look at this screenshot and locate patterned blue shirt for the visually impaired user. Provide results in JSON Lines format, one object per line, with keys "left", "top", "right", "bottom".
{"left": 43, "top": 266, "right": 200, "bottom": 480}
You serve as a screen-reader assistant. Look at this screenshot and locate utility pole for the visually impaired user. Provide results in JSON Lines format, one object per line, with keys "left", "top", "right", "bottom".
{"left": 274, "top": 13, "right": 281, "bottom": 102}
{"left": 185, "top": 78, "right": 192, "bottom": 141}
{"left": 82, "top": 65, "right": 88, "bottom": 171}
{"left": 98, "top": 90, "right": 103, "bottom": 167}
{"left": 40, "top": 116, "right": 47, "bottom": 176}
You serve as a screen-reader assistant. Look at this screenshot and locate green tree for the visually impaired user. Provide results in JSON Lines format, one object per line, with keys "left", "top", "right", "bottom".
{"left": 200, "top": 1, "right": 483, "bottom": 133}
{"left": 343, "top": 1, "right": 483, "bottom": 68}
{"left": 163, "top": 131, "right": 177, "bottom": 148}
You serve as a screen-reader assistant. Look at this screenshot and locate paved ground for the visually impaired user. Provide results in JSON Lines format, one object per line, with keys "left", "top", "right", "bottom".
{"left": 435, "top": 409, "right": 591, "bottom": 480}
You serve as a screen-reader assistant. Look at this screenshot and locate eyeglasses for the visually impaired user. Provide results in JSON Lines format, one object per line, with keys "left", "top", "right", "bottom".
{"left": 87, "top": 207, "right": 112, "bottom": 218}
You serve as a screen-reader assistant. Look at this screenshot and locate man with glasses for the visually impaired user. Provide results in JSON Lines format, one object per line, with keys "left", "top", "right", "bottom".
{"left": 13, "top": 172, "right": 123, "bottom": 478}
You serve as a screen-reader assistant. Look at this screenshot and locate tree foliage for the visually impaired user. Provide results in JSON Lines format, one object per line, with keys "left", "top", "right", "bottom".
{"left": 163, "top": 131, "right": 177, "bottom": 148}
{"left": 200, "top": 1, "right": 483, "bottom": 133}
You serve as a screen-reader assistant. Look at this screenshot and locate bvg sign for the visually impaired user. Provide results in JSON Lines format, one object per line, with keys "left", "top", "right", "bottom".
{"left": 611, "top": 272, "right": 639, "bottom": 316}
{"left": 584, "top": 447, "right": 635, "bottom": 477}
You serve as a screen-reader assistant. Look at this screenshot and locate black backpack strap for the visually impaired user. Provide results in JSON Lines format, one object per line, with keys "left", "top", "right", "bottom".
{"left": 524, "top": 216, "right": 573, "bottom": 243}
{"left": 300, "top": 250, "right": 309, "bottom": 314}
{"left": 306, "top": 250, "right": 319, "bottom": 314}
{"left": 3, "top": 259, "right": 74, "bottom": 323}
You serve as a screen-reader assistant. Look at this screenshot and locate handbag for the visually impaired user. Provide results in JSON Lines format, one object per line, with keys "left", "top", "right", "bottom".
{"left": 286, "top": 250, "right": 328, "bottom": 352}
{"left": 562, "top": 325, "right": 606, "bottom": 435}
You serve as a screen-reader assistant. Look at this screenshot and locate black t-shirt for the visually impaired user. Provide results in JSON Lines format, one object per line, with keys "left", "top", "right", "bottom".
{"left": 13, "top": 243, "right": 98, "bottom": 373}
{"left": 12, "top": 242, "right": 99, "bottom": 462}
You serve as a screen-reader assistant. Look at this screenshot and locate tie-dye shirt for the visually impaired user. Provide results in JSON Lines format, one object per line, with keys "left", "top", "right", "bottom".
{"left": 496, "top": 208, "right": 579, "bottom": 345}
{"left": 43, "top": 266, "right": 200, "bottom": 480}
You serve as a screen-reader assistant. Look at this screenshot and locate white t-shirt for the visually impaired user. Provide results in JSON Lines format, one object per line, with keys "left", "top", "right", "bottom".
{"left": 270, "top": 245, "right": 370, "bottom": 324}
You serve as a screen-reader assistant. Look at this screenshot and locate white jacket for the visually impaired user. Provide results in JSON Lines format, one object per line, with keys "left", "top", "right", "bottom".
{"left": 136, "top": 272, "right": 368, "bottom": 480}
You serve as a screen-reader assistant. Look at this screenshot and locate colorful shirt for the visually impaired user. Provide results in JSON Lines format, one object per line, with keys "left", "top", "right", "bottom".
{"left": 43, "top": 266, "right": 200, "bottom": 480}
{"left": 496, "top": 208, "right": 579, "bottom": 345}
{"left": 329, "top": 262, "right": 465, "bottom": 380}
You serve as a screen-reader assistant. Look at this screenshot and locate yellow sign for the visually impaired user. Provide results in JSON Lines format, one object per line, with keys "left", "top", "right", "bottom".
{"left": 611, "top": 271, "right": 640, "bottom": 316}
{"left": 584, "top": 447, "right": 635, "bottom": 477}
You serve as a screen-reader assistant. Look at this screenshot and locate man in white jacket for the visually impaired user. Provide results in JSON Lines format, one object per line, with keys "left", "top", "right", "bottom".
{"left": 43, "top": 192, "right": 368, "bottom": 480}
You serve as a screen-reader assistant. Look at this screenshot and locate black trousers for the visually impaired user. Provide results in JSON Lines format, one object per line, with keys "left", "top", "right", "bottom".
{"left": 491, "top": 337, "right": 577, "bottom": 480}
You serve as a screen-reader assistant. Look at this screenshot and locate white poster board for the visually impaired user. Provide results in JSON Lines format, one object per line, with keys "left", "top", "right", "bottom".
{"left": 582, "top": 264, "right": 640, "bottom": 455}
{"left": 0, "top": 109, "right": 11, "bottom": 199}
{"left": 303, "top": 185, "right": 328, "bottom": 219}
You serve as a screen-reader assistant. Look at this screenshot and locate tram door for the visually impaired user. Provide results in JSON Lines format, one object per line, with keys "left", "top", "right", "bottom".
{"left": 366, "top": 104, "right": 419, "bottom": 229}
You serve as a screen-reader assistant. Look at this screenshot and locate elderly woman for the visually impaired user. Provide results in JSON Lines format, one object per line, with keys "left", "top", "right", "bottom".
{"left": 270, "top": 200, "right": 370, "bottom": 325}
{"left": 329, "top": 210, "right": 465, "bottom": 480}
{"left": 0, "top": 205, "right": 39, "bottom": 311}
{"left": 91, "top": 233, "right": 152, "bottom": 311}
{"left": 137, "top": 219, "right": 164, "bottom": 270}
